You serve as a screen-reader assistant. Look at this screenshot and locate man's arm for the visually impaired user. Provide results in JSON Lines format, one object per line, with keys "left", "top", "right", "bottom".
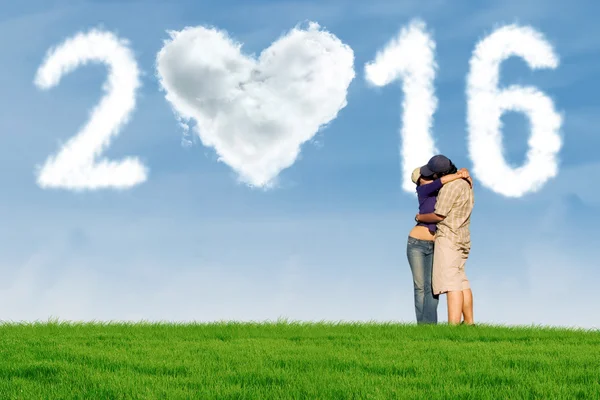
{"left": 417, "top": 169, "right": 470, "bottom": 198}
{"left": 440, "top": 169, "right": 469, "bottom": 185}
{"left": 417, "top": 179, "right": 463, "bottom": 225}
{"left": 416, "top": 212, "right": 445, "bottom": 223}
{"left": 416, "top": 178, "right": 463, "bottom": 224}
{"left": 433, "top": 179, "right": 460, "bottom": 217}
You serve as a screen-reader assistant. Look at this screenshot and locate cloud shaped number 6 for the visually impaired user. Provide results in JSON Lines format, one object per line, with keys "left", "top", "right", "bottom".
{"left": 467, "top": 24, "right": 562, "bottom": 197}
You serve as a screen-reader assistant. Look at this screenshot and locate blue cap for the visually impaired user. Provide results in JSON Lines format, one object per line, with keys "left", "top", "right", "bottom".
{"left": 420, "top": 155, "right": 453, "bottom": 177}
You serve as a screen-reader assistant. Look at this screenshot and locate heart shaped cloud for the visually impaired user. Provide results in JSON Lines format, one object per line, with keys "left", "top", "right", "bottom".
{"left": 156, "top": 22, "right": 355, "bottom": 187}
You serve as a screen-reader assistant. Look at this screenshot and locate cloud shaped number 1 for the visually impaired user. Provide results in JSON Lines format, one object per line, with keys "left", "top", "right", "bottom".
{"left": 364, "top": 20, "right": 438, "bottom": 194}
{"left": 34, "top": 29, "right": 148, "bottom": 190}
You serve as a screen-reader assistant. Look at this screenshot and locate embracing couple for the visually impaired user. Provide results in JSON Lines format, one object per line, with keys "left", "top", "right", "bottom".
{"left": 406, "top": 155, "right": 475, "bottom": 325}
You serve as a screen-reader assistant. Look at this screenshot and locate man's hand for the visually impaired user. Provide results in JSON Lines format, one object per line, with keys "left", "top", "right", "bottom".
{"left": 417, "top": 212, "right": 445, "bottom": 223}
{"left": 458, "top": 168, "right": 473, "bottom": 187}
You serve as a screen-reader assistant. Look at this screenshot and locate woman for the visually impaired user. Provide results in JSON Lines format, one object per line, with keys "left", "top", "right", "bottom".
{"left": 406, "top": 165, "right": 471, "bottom": 324}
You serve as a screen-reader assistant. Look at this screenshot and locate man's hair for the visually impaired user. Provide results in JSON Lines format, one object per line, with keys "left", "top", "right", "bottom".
{"left": 435, "top": 163, "right": 457, "bottom": 178}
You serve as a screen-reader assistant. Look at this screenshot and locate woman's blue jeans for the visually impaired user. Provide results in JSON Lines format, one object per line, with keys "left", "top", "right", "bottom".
{"left": 406, "top": 236, "right": 438, "bottom": 324}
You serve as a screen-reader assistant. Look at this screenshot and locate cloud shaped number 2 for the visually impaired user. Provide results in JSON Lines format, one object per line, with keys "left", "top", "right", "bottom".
{"left": 34, "top": 29, "right": 147, "bottom": 191}
{"left": 34, "top": 19, "right": 562, "bottom": 198}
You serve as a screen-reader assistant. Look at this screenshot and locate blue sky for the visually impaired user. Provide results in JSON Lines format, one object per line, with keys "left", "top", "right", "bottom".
{"left": 0, "top": 0, "right": 598, "bottom": 328}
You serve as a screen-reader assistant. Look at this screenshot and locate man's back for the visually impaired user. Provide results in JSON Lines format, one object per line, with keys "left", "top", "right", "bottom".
{"left": 433, "top": 179, "right": 474, "bottom": 248}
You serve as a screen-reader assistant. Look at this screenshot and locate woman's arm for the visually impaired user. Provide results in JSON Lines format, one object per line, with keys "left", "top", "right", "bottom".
{"left": 416, "top": 179, "right": 443, "bottom": 197}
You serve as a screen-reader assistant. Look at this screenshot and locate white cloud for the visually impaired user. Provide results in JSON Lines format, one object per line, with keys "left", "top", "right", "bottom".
{"left": 466, "top": 24, "right": 562, "bottom": 197}
{"left": 534, "top": 160, "right": 600, "bottom": 207}
{"left": 156, "top": 22, "right": 355, "bottom": 188}
{"left": 33, "top": 29, "right": 147, "bottom": 190}
{"left": 4, "top": 246, "right": 597, "bottom": 328}
{"left": 2, "top": 203, "right": 598, "bottom": 329}
{"left": 364, "top": 19, "right": 438, "bottom": 193}
{"left": 471, "top": 236, "right": 599, "bottom": 330}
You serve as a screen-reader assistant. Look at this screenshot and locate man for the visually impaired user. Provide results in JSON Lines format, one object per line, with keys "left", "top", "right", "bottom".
{"left": 416, "top": 155, "right": 475, "bottom": 325}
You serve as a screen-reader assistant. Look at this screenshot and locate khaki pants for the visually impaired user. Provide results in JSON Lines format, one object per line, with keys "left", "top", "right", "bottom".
{"left": 432, "top": 235, "right": 470, "bottom": 295}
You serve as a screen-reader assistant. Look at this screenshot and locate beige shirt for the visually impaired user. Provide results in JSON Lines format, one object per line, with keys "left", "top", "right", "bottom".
{"left": 434, "top": 179, "right": 474, "bottom": 249}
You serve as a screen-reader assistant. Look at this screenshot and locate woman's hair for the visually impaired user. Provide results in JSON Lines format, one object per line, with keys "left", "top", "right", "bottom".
{"left": 417, "top": 174, "right": 435, "bottom": 186}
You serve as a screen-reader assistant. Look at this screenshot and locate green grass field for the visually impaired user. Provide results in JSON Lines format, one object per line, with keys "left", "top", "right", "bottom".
{"left": 0, "top": 320, "right": 598, "bottom": 399}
